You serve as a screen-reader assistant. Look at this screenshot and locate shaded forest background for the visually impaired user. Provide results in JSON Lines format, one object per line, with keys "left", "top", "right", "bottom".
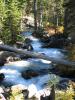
{"left": 0, "top": 0, "right": 64, "bottom": 44}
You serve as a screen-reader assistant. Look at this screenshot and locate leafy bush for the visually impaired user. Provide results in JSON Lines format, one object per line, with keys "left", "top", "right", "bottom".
{"left": 56, "top": 85, "right": 75, "bottom": 100}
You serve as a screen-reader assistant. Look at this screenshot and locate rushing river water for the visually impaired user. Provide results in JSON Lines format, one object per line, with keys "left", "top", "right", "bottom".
{"left": 0, "top": 32, "right": 67, "bottom": 98}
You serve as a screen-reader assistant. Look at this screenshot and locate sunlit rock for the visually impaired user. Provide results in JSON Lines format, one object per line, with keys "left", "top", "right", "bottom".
{"left": 0, "top": 87, "right": 4, "bottom": 93}
{"left": 28, "top": 84, "right": 37, "bottom": 98}
{"left": 0, "top": 51, "right": 17, "bottom": 66}
{"left": 0, "top": 94, "right": 6, "bottom": 100}
{"left": 11, "top": 84, "right": 27, "bottom": 93}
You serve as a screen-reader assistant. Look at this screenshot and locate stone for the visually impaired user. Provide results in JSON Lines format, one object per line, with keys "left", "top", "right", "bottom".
{"left": 6, "top": 56, "right": 20, "bottom": 63}
{"left": 24, "top": 38, "right": 32, "bottom": 44}
{"left": 55, "top": 64, "right": 75, "bottom": 77}
{"left": 22, "top": 70, "right": 39, "bottom": 79}
{"left": 42, "top": 38, "right": 66, "bottom": 48}
{"left": 0, "top": 94, "right": 6, "bottom": 100}
{"left": 0, "top": 73, "right": 5, "bottom": 81}
{"left": 0, "top": 51, "right": 19, "bottom": 65}
{"left": 22, "top": 43, "right": 33, "bottom": 51}
{"left": 11, "top": 84, "right": 27, "bottom": 95}
{"left": 0, "top": 59, "right": 6, "bottom": 66}
{"left": 22, "top": 89, "right": 29, "bottom": 99}
{"left": 0, "top": 87, "right": 4, "bottom": 93}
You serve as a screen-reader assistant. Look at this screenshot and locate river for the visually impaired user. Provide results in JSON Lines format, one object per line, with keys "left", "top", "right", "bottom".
{"left": 0, "top": 32, "right": 67, "bottom": 98}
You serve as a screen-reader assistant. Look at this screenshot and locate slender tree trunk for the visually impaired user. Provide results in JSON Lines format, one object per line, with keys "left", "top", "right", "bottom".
{"left": 9, "top": 16, "right": 17, "bottom": 44}
{"left": 56, "top": 15, "right": 59, "bottom": 27}
{"left": 39, "top": 0, "right": 43, "bottom": 27}
{"left": 33, "top": 0, "right": 38, "bottom": 33}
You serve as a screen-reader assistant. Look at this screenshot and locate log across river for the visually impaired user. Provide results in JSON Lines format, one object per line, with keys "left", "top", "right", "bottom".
{"left": 0, "top": 44, "right": 75, "bottom": 67}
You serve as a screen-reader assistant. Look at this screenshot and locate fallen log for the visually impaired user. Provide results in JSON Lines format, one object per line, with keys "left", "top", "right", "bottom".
{"left": 0, "top": 44, "right": 75, "bottom": 67}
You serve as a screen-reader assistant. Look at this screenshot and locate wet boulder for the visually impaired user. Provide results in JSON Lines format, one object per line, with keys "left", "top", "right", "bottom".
{"left": 22, "top": 89, "right": 29, "bottom": 99}
{"left": 26, "top": 44, "right": 33, "bottom": 51}
{"left": 0, "top": 73, "right": 5, "bottom": 81}
{"left": 0, "top": 51, "right": 19, "bottom": 65}
{"left": 24, "top": 38, "right": 32, "bottom": 44}
{"left": 0, "top": 59, "right": 6, "bottom": 66}
{"left": 42, "top": 38, "right": 66, "bottom": 48}
{"left": 22, "top": 70, "right": 39, "bottom": 79}
{"left": 23, "top": 38, "right": 33, "bottom": 51}
{"left": 22, "top": 43, "right": 33, "bottom": 51}
{"left": 6, "top": 56, "right": 20, "bottom": 63}
{"left": 41, "top": 33, "right": 68, "bottom": 48}
{"left": 16, "top": 38, "right": 33, "bottom": 51}
{"left": 55, "top": 64, "right": 75, "bottom": 77}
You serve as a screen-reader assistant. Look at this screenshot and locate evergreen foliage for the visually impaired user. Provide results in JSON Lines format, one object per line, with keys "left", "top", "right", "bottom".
{"left": 0, "top": 0, "right": 64, "bottom": 44}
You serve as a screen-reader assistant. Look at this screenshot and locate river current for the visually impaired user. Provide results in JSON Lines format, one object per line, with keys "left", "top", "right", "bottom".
{"left": 0, "top": 32, "right": 67, "bottom": 98}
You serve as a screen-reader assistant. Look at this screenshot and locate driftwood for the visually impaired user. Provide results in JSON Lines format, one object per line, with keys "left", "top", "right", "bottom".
{"left": 0, "top": 44, "right": 75, "bottom": 67}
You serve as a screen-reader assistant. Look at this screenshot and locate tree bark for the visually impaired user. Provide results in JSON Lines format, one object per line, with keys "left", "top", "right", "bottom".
{"left": 33, "top": 0, "right": 38, "bottom": 33}
{"left": 39, "top": 0, "right": 43, "bottom": 27}
{"left": 0, "top": 44, "right": 75, "bottom": 67}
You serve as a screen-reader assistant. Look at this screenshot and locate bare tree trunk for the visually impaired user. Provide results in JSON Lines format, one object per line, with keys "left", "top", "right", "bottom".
{"left": 8, "top": 16, "right": 17, "bottom": 44}
{"left": 39, "top": 0, "right": 43, "bottom": 27}
{"left": 56, "top": 15, "right": 59, "bottom": 27}
{"left": 33, "top": 0, "right": 38, "bottom": 33}
{"left": 50, "top": 85, "right": 55, "bottom": 100}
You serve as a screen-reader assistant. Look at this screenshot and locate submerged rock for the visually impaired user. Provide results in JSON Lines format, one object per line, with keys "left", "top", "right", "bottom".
{"left": 22, "top": 70, "right": 39, "bottom": 79}
{"left": 0, "top": 73, "right": 5, "bottom": 81}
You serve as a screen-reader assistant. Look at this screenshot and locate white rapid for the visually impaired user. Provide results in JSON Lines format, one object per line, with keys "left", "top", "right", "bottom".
{"left": 0, "top": 32, "right": 66, "bottom": 99}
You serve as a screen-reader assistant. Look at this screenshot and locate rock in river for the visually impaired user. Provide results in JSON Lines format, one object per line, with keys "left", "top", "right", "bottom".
{"left": 0, "top": 73, "right": 5, "bottom": 81}
{"left": 22, "top": 70, "right": 39, "bottom": 79}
